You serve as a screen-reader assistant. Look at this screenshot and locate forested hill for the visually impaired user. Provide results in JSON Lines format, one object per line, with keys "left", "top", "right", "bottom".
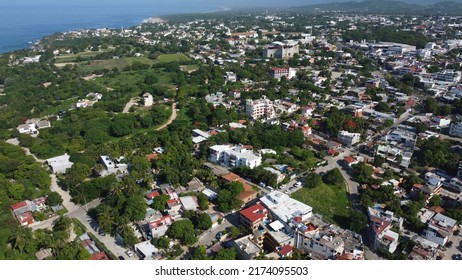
{"left": 297, "top": 0, "right": 462, "bottom": 15}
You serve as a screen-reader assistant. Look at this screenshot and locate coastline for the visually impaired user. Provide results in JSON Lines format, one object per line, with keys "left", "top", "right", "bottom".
{"left": 0, "top": 6, "right": 232, "bottom": 54}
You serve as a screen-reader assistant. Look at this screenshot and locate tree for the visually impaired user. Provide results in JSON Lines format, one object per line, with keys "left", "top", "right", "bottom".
{"left": 217, "top": 181, "right": 244, "bottom": 212}
{"left": 428, "top": 195, "right": 442, "bottom": 207}
{"left": 304, "top": 172, "right": 322, "bottom": 189}
{"left": 191, "top": 245, "right": 208, "bottom": 260}
{"left": 197, "top": 193, "right": 209, "bottom": 210}
{"left": 352, "top": 162, "right": 374, "bottom": 184}
{"left": 167, "top": 220, "right": 197, "bottom": 245}
{"left": 323, "top": 168, "right": 345, "bottom": 186}
{"left": 214, "top": 248, "right": 236, "bottom": 260}
{"left": 373, "top": 155, "right": 386, "bottom": 167}
{"left": 155, "top": 236, "right": 170, "bottom": 249}
{"left": 196, "top": 213, "right": 212, "bottom": 230}
{"left": 349, "top": 210, "right": 368, "bottom": 232}
{"left": 153, "top": 194, "right": 170, "bottom": 212}
{"left": 46, "top": 192, "right": 63, "bottom": 206}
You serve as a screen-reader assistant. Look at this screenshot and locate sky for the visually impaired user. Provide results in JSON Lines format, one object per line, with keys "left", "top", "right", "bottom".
{"left": 2, "top": 0, "right": 317, "bottom": 9}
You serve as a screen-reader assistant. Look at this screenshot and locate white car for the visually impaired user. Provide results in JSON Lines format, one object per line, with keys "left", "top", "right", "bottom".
{"left": 294, "top": 182, "right": 302, "bottom": 188}
{"left": 125, "top": 250, "right": 134, "bottom": 257}
{"left": 284, "top": 190, "right": 289, "bottom": 194}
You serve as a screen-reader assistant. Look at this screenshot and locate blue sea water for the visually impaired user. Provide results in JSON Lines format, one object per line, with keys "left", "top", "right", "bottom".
{"left": 0, "top": 2, "right": 225, "bottom": 53}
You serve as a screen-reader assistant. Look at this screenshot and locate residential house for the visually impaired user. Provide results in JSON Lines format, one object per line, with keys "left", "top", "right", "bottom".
{"left": 269, "top": 67, "right": 297, "bottom": 80}
{"left": 263, "top": 167, "right": 285, "bottom": 184}
{"left": 98, "top": 155, "right": 129, "bottom": 177}
{"left": 46, "top": 153, "right": 74, "bottom": 174}
{"left": 16, "top": 123, "right": 38, "bottom": 136}
{"left": 11, "top": 197, "right": 47, "bottom": 226}
{"left": 134, "top": 240, "right": 159, "bottom": 260}
{"left": 449, "top": 122, "right": 462, "bottom": 138}
{"left": 368, "top": 206, "right": 403, "bottom": 254}
{"left": 149, "top": 215, "right": 173, "bottom": 239}
{"left": 423, "top": 213, "right": 457, "bottom": 246}
{"left": 179, "top": 196, "right": 199, "bottom": 211}
{"left": 221, "top": 173, "right": 258, "bottom": 204}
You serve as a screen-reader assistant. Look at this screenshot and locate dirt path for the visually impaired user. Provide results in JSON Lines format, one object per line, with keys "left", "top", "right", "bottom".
{"left": 122, "top": 98, "right": 138, "bottom": 113}
{"left": 155, "top": 102, "right": 177, "bottom": 131}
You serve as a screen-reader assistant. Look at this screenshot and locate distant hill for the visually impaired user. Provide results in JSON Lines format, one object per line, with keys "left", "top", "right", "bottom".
{"left": 296, "top": 0, "right": 462, "bottom": 15}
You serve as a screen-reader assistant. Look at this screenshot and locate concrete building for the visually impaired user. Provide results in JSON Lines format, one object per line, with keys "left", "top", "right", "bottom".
{"left": 337, "top": 130, "right": 361, "bottom": 147}
{"left": 143, "top": 93, "right": 154, "bottom": 107}
{"left": 262, "top": 42, "right": 300, "bottom": 59}
{"left": 368, "top": 206, "right": 403, "bottom": 254}
{"left": 240, "top": 203, "right": 269, "bottom": 231}
{"left": 259, "top": 191, "right": 312, "bottom": 225}
{"left": 233, "top": 234, "right": 262, "bottom": 260}
{"left": 46, "top": 153, "right": 74, "bottom": 174}
{"left": 423, "top": 213, "right": 457, "bottom": 246}
{"left": 269, "top": 67, "right": 297, "bottom": 80}
{"left": 449, "top": 122, "right": 462, "bottom": 138}
{"left": 245, "top": 96, "right": 276, "bottom": 120}
{"left": 99, "top": 155, "right": 129, "bottom": 177}
{"left": 209, "top": 144, "right": 262, "bottom": 169}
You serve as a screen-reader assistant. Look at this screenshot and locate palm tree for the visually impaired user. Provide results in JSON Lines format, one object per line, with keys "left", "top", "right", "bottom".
{"left": 9, "top": 233, "right": 26, "bottom": 254}
{"left": 97, "top": 205, "right": 114, "bottom": 233}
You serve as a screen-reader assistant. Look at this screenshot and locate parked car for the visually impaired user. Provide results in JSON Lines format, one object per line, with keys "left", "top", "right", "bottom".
{"left": 294, "top": 182, "right": 302, "bottom": 188}
{"left": 118, "top": 256, "right": 125, "bottom": 260}
{"left": 125, "top": 250, "right": 134, "bottom": 257}
{"left": 266, "top": 186, "right": 274, "bottom": 191}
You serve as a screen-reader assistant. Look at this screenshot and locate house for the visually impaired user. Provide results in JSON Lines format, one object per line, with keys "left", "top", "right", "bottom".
{"left": 221, "top": 173, "right": 258, "bottom": 203}
{"left": 35, "top": 248, "right": 53, "bottom": 260}
{"left": 134, "top": 240, "right": 159, "bottom": 260}
{"left": 209, "top": 212, "right": 224, "bottom": 228}
{"left": 46, "top": 153, "right": 74, "bottom": 174}
{"left": 300, "top": 105, "right": 315, "bottom": 117}
{"left": 412, "top": 178, "right": 442, "bottom": 202}
{"left": 277, "top": 244, "right": 293, "bottom": 259}
{"left": 186, "top": 177, "right": 205, "bottom": 192}
{"left": 449, "top": 122, "right": 462, "bottom": 138}
{"left": 423, "top": 213, "right": 457, "bottom": 246}
{"left": 431, "top": 116, "right": 451, "bottom": 128}
{"left": 240, "top": 203, "right": 269, "bottom": 231}
{"left": 143, "top": 93, "right": 154, "bottom": 107}
{"left": 368, "top": 206, "right": 403, "bottom": 254}
{"left": 98, "top": 155, "right": 129, "bottom": 177}
{"left": 161, "top": 186, "right": 181, "bottom": 219}
{"left": 79, "top": 233, "right": 109, "bottom": 260}
{"left": 337, "top": 130, "right": 361, "bottom": 147}
{"left": 209, "top": 144, "right": 262, "bottom": 169}
{"left": 259, "top": 220, "right": 294, "bottom": 252}
{"left": 294, "top": 215, "right": 364, "bottom": 260}
{"left": 17, "top": 123, "right": 38, "bottom": 136}
{"left": 263, "top": 167, "right": 285, "bottom": 184}
{"left": 224, "top": 72, "right": 237, "bottom": 83}
{"left": 11, "top": 197, "right": 47, "bottom": 226}
{"left": 179, "top": 196, "right": 199, "bottom": 211}
{"left": 149, "top": 215, "right": 173, "bottom": 239}
{"left": 344, "top": 156, "right": 358, "bottom": 167}
{"left": 262, "top": 42, "right": 300, "bottom": 59}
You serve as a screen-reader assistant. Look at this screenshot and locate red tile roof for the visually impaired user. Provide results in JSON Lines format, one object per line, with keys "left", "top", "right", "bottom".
{"left": 17, "top": 212, "right": 34, "bottom": 225}
{"left": 11, "top": 201, "right": 27, "bottom": 211}
{"left": 146, "top": 190, "right": 160, "bottom": 200}
{"left": 240, "top": 204, "right": 268, "bottom": 223}
{"left": 371, "top": 217, "right": 390, "bottom": 235}
{"left": 146, "top": 153, "right": 158, "bottom": 161}
{"left": 344, "top": 156, "right": 355, "bottom": 164}
{"left": 278, "top": 245, "right": 293, "bottom": 256}
{"left": 90, "top": 252, "right": 109, "bottom": 260}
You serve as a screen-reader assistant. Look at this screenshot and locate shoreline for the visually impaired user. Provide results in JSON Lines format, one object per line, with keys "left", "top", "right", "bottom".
{"left": 0, "top": 6, "right": 233, "bottom": 54}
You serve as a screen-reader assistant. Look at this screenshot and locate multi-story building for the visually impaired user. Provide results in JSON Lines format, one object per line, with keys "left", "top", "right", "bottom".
{"left": 245, "top": 96, "right": 276, "bottom": 120}
{"left": 337, "top": 130, "right": 361, "bottom": 147}
{"left": 240, "top": 204, "right": 269, "bottom": 231}
{"left": 368, "top": 206, "right": 403, "bottom": 254}
{"left": 262, "top": 42, "right": 299, "bottom": 59}
{"left": 269, "top": 67, "right": 297, "bottom": 79}
{"left": 209, "top": 144, "right": 262, "bottom": 169}
{"left": 259, "top": 191, "right": 313, "bottom": 225}
{"left": 423, "top": 213, "right": 457, "bottom": 246}
{"left": 233, "top": 234, "right": 263, "bottom": 260}
{"left": 449, "top": 122, "right": 462, "bottom": 138}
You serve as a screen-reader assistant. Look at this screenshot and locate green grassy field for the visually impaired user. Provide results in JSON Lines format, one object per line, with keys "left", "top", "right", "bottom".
{"left": 54, "top": 51, "right": 105, "bottom": 63}
{"left": 291, "top": 180, "right": 351, "bottom": 228}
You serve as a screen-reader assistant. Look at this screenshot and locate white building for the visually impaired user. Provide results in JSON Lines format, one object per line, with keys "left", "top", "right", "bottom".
{"left": 259, "top": 191, "right": 312, "bottom": 225}
{"left": 423, "top": 213, "right": 457, "bottom": 246}
{"left": 431, "top": 116, "right": 451, "bottom": 127}
{"left": 337, "top": 130, "right": 361, "bottom": 147}
{"left": 245, "top": 96, "right": 276, "bottom": 120}
{"left": 134, "top": 240, "right": 159, "bottom": 260}
{"left": 17, "top": 123, "right": 38, "bottom": 136}
{"left": 368, "top": 206, "right": 403, "bottom": 254}
{"left": 143, "top": 93, "right": 154, "bottom": 107}
{"left": 269, "top": 67, "right": 297, "bottom": 80}
{"left": 46, "top": 153, "right": 74, "bottom": 174}
{"left": 449, "top": 123, "right": 462, "bottom": 138}
{"left": 208, "top": 145, "right": 262, "bottom": 169}
{"left": 224, "top": 72, "right": 237, "bottom": 83}
{"left": 99, "top": 155, "right": 129, "bottom": 177}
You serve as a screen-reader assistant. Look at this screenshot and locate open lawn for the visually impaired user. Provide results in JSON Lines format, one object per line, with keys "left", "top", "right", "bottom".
{"left": 291, "top": 181, "right": 351, "bottom": 228}
{"left": 54, "top": 51, "right": 105, "bottom": 63}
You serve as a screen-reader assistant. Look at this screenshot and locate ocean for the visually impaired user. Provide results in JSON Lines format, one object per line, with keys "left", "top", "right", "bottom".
{"left": 0, "top": 2, "right": 226, "bottom": 53}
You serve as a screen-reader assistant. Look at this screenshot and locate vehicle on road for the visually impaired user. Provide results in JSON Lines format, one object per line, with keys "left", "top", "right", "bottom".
{"left": 294, "top": 182, "right": 302, "bottom": 188}
{"left": 266, "top": 186, "right": 274, "bottom": 191}
{"left": 284, "top": 190, "right": 289, "bottom": 194}
{"left": 125, "top": 250, "right": 134, "bottom": 257}
{"left": 452, "top": 254, "right": 461, "bottom": 260}
{"left": 118, "top": 256, "right": 125, "bottom": 260}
